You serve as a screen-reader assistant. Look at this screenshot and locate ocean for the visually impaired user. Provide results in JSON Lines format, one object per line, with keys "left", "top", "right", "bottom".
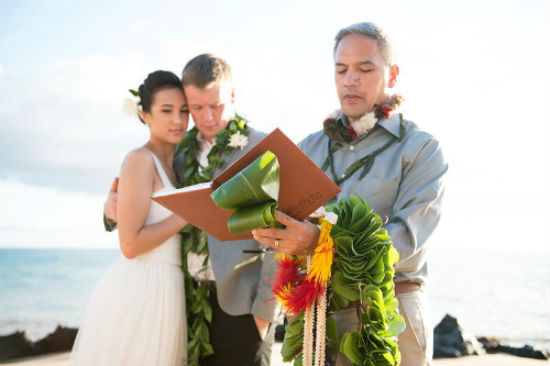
{"left": 0, "top": 248, "right": 548, "bottom": 350}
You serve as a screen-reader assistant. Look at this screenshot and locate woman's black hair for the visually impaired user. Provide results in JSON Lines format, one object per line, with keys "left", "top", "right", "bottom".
{"left": 137, "top": 70, "right": 182, "bottom": 124}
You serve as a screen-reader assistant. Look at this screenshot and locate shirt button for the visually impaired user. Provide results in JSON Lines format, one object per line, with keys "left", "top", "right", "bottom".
{"left": 349, "top": 145, "right": 354, "bottom": 150}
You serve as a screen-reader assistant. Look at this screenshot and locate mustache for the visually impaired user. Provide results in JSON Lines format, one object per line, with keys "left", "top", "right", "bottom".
{"left": 342, "top": 89, "right": 365, "bottom": 98}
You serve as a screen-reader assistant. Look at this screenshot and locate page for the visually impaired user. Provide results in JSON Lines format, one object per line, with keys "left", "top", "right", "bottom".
{"left": 152, "top": 181, "right": 212, "bottom": 198}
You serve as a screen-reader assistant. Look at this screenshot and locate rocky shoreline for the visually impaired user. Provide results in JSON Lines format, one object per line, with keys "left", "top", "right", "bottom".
{"left": 433, "top": 314, "right": 549, "bottom": 360}
{"left": 1, "top": 314, "right": 548, "bottom": 362}
{"left": 0, "top": 327, "right": 77, "bottom": 362}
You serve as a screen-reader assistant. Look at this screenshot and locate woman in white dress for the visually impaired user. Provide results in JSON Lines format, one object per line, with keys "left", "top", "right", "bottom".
{"left": 71, "top": 70, "right": 189, "bottom": 365}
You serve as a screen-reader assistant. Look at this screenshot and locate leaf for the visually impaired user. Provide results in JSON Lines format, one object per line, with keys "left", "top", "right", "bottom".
{"left": 293, "top": 353, "right": 303, "bottom": 366}
{"left": 385, "top": 298, "right": 399, "bottom": 312}
{"left": 340, "top": 332, "right": 363, "bottom": 365}
{"left": 326, "top": 315, "right": 339, "bottom": 350}
{"left": 201, "top": 342, "right": 214, "bottom": 356}
{"left": 387, "top": 312, "right": 406, "bottom": 335}
{"left": 331, "top": 271, "right": 359, "bottom": 301}
{"left": 203, "top": 304, "right": 212, "bottom": 323}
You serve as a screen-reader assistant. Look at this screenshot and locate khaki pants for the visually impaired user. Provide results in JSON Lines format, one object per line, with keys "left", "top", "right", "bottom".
{"left": 333, "top": 290, "right": 433, "bottom": 366}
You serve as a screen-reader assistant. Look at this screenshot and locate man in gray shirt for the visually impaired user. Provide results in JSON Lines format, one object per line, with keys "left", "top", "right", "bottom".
{"left": 253, "top": 22, "right": 447, "bottom": 366}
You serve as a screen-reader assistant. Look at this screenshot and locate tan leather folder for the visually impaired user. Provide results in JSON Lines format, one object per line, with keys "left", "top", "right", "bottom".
{"left": 152, "top": 128, "right": 341, "bottom": 241}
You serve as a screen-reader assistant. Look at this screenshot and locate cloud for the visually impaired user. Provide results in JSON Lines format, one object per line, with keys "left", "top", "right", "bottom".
{"left": 0, "top": 52, "right": 156, "bottom": 193}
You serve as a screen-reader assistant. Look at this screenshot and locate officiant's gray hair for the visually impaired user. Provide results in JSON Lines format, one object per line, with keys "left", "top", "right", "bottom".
{"left": 182, "top": 53, "right": 233, "bottom": 89}
{"left": 334, "top": 22, "right": 395, "bottom": 66}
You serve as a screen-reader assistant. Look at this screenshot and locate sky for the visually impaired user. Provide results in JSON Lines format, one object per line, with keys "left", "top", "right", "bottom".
{"left": 0, "top": 0, "right": 548, "bottom": 252}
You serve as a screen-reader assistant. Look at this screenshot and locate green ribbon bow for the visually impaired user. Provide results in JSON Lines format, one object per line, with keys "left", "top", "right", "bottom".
{"left": 210, "top": 150, "right": 283, "bottom": 234}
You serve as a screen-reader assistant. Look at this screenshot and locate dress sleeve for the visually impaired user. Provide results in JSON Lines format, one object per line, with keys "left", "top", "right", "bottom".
{"left": 385, "top": 136, "right": 448, "bottom": 274}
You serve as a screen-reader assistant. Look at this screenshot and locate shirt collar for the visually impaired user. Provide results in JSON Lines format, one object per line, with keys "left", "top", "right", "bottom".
{"left": 338, "top": 112, "right": 402, "bottom": 139}
{"left": 196, "top": 132, "right": 215, "bottom": 149}
{"left": 377, "top": 113, "right": 402, "bottom": 139}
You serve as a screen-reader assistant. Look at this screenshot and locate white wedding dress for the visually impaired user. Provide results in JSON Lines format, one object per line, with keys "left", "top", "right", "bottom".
{"left": 71, "top": 152, "right": 187, "bottom": 366}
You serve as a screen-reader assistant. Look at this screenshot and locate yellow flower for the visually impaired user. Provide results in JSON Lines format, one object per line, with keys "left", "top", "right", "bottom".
{"left": 308, "top": 219, "right": 334, "bottom": 284}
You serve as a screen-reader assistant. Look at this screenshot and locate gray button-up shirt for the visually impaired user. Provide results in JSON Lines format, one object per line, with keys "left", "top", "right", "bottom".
{"left": 298, "top": 113, "right": 447, "bottom": 285}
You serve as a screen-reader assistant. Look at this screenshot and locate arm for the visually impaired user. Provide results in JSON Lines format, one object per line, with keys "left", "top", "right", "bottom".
{"left": 103, "top": 178, "right": 119, "bottom": 232}
{"left": 251, "top": 247, "right": 282, "bottom": 336}
{"left": 253, "top": 137, "right": 447, "bottom": 266}
{"left": 117, "top": 150, "right": 187, "bottom": 259}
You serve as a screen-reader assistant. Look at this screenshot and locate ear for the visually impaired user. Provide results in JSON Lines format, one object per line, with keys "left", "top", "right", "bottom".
{"left": 387, "top": 65, "right": 399, "bottom": 88}
{"left": 231, "top": 88, "right": 235, "bottom": 105}
{"left": 138, "top": 109, "right": 151, "bottom": 126}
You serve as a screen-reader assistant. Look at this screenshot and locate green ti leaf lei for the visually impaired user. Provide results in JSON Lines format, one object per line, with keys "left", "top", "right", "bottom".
{"left": 175, "top": 114, "right": 250, "bottom": 365}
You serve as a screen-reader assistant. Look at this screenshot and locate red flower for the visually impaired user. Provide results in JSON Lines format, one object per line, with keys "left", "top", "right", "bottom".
{"left": 271, "top": 255, "right": 327, "bottom": 315}
{"left": 380, "top": 105, "right": 392, "bottom": 119}
{"left": 345, "top": 124, "right": 358, "bottom": 141}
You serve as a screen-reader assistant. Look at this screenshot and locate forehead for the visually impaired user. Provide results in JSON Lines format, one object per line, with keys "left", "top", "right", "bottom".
{"left": 184, "top": 82, "right": 232, "bottom": 104}
{"left": 334, "top": 34, "right": 384, "bottom": 65}
{"left": 152, "top": 87, "right": 185, "bottom": 104}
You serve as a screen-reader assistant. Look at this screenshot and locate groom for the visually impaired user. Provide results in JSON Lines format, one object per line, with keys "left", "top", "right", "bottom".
{"left": 104, "top": 54, "right": 279, "bottom": 366}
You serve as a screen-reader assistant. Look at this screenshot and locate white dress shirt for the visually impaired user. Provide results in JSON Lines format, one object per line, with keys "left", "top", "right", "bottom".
{"left": 187, "top": 133, "right": 216, "bottom": 281}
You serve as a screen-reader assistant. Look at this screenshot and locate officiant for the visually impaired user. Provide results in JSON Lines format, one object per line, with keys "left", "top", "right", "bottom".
{"left": 252, "top": 22, "right": 448, "bottom": 366}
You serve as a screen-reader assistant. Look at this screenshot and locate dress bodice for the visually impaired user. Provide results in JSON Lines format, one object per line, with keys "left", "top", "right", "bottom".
{"left": 136, "top": 151, "right": 181, "bottom": 266}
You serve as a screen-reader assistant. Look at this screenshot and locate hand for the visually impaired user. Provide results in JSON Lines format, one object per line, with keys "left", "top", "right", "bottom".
{"left": 253, "top": 316, "right": 270, "bottom": 340}
{"left": 252, "top": 211, "right": 320, "bottom": 256}
{"left": 104, "top": 177, "right": 119, "bottom": 222}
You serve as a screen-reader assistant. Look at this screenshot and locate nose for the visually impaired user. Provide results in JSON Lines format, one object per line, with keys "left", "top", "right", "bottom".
{"left": 174, "top": 111, "right": 187, "bottom": 125}
{"left": 343, "top": 70, "right": 360, "bottom": 87}
{"left": 205, "top": 108, "right": 214, "bottom": 122}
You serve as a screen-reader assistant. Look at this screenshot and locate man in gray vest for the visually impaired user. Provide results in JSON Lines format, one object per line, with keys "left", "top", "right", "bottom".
{"left": 253, "top": 22, "right": 447, "bottom": 366}
{"left": 104, "top": 54, "right": 279, "bottom": 366}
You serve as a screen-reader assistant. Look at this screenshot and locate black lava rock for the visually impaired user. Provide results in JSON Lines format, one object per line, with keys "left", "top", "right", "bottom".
{"left": 433, "top": 314, "right": 485, "bottom": 358}
{"left": 0, "top": 331, "right": 34, "bottom": 361}
{"left": 33, "top": 326, "right": 78, "bottom": 355}
{"left": 0, "top": 326, "right": 78, "bottom": 362}
{"left": 477, "top": 336, "right": 549, "bottom": 360}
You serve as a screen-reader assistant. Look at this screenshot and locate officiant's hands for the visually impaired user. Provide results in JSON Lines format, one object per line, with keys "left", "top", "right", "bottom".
{"left": 252, "top": 211, "right": 320, "bottom": 256}
{"left": 104, "top": 177, "right": 119, "bottom": 223}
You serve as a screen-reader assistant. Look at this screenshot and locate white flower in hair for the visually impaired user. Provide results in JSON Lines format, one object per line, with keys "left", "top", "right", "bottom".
{"left": 228, "top": 131, "right": 249, "bottom": 150}
{"left": 351, "top": 111, "right": 377, "bottom": 136}
{"left": 122, "top": 97, "right": 140, "bottom": 117}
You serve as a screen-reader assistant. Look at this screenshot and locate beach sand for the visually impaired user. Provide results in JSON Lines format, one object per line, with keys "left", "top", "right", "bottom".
{"left": 2, "top": 343, "right": 547, "bottom": 366}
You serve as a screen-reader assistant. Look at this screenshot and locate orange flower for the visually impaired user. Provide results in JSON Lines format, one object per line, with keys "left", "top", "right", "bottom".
{"left": 308, "top": 219, "right": 334, "bottom": 284}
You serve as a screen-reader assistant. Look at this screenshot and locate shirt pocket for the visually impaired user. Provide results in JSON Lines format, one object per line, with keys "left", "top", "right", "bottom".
{"left": 346, "top": 177, "right": 398, "bottom": 218}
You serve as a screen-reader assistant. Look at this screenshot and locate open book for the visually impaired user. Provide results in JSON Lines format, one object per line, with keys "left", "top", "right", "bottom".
{"left": 152, "top": 128, "right": 341, "bottom": 241}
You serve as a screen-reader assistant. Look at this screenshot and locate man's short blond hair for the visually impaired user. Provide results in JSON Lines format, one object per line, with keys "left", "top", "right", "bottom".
{"left": 182, "top": 53, "right": 232, "bottom": 88}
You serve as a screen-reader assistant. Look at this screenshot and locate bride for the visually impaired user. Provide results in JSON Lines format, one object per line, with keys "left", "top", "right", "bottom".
{"left": 71, "top": 70, "right": 189, "bottom": 365}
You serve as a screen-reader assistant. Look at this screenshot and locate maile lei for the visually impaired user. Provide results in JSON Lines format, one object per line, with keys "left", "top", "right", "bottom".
{"left": 175, "top": 114, "right": 250, "bottom": 365}
{"left": 321, "top": 94, "right": 405, "bottom": 185}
